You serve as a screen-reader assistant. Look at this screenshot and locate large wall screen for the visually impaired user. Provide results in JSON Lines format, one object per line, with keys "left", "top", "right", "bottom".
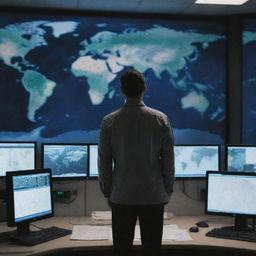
{"left": 243, "top": 19, "right": 256, "bottom": 144}
{"left": 0, "top": 10, "right": 227, "bottom": 143}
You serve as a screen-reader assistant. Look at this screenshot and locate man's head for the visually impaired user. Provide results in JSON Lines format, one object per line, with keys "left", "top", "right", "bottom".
{"left": 120, "top": 69, "right": 146, "bottom": 99}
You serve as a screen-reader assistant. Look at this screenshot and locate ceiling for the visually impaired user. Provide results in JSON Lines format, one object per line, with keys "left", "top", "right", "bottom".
{"left": 0, "top": 0, "right": 256, "bottom": 16}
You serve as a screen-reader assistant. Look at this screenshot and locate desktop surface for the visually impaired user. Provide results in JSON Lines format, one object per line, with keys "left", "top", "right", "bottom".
{"left": 0, "top": 216, "right": 256, "bottom": 256}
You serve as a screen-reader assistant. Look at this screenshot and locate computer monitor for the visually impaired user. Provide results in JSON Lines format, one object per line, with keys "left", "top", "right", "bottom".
{"left": 0, "top": 142, "right": 36, "bottom": 177}
{"left": 206, "top": 171, "right": 256, "bottom": 230}
{"left": 89, "top": 144, "right": 98, "bottom": 177}
{"left": 42, "top": 144, "right": 88, "bottom": 179}
{"left": 6, "top": 169, "right": 53, "bottom": 233}
{"left": 226, "top": 145, "right": 256, "bottom": 172}
{"left": 174, "top": 145, "right": 220, "bottom": 178}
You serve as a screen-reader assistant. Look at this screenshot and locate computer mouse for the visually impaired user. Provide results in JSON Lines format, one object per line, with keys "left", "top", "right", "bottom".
{"left": 196, "top": 221, "right": 209, "bottom": 228}
{"left": 189, "top": 226, "right": 199, "bottom": 232}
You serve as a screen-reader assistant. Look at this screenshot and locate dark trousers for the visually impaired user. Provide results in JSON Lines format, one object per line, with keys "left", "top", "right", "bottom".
{"left": 110, "top": 202, "right": 164, "bottom": 256}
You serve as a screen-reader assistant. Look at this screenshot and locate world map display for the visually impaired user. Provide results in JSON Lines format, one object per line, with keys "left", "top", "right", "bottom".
{"left": 0, "top": 11, "right": 227, "bottom": 144}
{"left": 174, "top": 145, "right": 219, "bottom": 177}
{"left": 43, "top": 144, "right": 88, "bottom": 177}
{"left": 0, "top": 142, "right": 35, "bottom": 176}
{"left": 243, "top": 19, "right": 256, "bottom": 143}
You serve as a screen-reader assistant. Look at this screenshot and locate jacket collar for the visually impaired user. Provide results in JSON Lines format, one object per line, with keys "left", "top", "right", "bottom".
{"left": 124, "top": 98, "right": 146, "bottom": 107}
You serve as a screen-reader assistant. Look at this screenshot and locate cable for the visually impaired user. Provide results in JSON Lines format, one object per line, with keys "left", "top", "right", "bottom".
{"left": 53, "top": 190, "right": 78, "bottom": 204}
{"left": 181, "top": 181, "right": 202, "bottom": 202}
{"left": 61, "top": 192, "right": 78, "bottom": 204}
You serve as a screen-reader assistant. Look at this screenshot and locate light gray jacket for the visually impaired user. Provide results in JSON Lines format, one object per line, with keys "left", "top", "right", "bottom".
{"left": 98, "top": 99, "right": 175, "bottom": 205}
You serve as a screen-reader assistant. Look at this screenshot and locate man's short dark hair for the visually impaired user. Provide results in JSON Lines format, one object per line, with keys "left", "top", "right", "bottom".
{"left": 120, "top": 70, "right": 146, "bottom": 98}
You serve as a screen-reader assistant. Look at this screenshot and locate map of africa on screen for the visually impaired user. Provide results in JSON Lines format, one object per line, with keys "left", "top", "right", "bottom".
{"left": 243, "top": 19, "right": 256, "bottom": 144}
{"left": 0, "top": 11, "right": 226, "bottom": 144}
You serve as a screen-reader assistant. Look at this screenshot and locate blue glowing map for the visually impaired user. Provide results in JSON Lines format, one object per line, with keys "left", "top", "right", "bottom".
{"left": 243, "top": 19, "right": 256, "bottom": 143}
{"left": 0, "top": 12, "right": 227, "bottom": 143}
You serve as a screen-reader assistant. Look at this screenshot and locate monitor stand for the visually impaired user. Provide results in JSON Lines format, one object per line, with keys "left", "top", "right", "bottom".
{"left": 5, "top": 222, "right": 31, "bottom": 244}
{"left": 222, "top": 215, "right": 253, "bottom": 231}
{"left": 7, "top": 221, "right": 30, "bottom": 239}
{"left": 17, "top": 222, "right": 30, "bottom": 234}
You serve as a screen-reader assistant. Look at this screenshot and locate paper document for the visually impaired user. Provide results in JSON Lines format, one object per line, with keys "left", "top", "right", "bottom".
{"left": 134, "top": 224, "right": 180, "bottom": 241}
{"left": 91, "top": 211, "right": 111, "bottom": 220}
{"left": 162, "top": 228, "right": 193, "bottom": 241}
{"left": 134, "top": 224, "right": 192, "bottom": 242}
{"left": 164, "top": 212, "right": 173, "bottom": 220}
{"left": 70, "top": 225, "right": 111, "bottom": 240}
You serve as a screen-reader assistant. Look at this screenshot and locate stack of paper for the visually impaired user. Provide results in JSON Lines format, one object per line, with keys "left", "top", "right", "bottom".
{"left": 91, "top": 211, "right": 111, "bottom": 220}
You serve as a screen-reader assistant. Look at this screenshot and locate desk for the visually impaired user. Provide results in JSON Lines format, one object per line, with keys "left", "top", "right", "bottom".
{"left": 0, "top": 216, "right": 256, "bottom": 256}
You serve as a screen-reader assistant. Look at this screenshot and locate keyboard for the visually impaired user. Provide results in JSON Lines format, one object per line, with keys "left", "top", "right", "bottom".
{"left": 8, "top": 226, "right": 72, "bottom": 246}
{"left": 206, "top": 228, "right": 256, "bottom": 243}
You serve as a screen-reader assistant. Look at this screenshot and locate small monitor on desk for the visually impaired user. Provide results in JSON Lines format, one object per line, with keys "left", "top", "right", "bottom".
{"left": 0, "top": 142, "right": 36, "bottom": 177}
{"left": 6, "top": 169, "right": 71, "bottom": 245}
{"left": 6, "top": 169, "right": 53, "bottom": 232}
{"left": 226, "top": 145, "right": 256, "bottom": 172}
{"left": 174, "top": 145, "right": 220, "bottom": 178}
{"left": 206, "top": 171, "right": 256, "bottom": 230}
{"left": 42, "top": 143, "right": 88, "bottom": 179}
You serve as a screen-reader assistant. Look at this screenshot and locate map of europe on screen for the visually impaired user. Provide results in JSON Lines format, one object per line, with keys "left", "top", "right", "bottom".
{"left": 243, "top": 19, "right": 256, "bottom": 143}
{"left": 0, "top": 12, "right": 226, "bottom": 143}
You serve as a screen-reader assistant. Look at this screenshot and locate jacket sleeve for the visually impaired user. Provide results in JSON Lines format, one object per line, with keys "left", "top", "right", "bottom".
{"left": 98, "top": 117, "right": 113, "bottom": 198}
{"left": 160, "top": 116, "right": 175, "bottom": 196}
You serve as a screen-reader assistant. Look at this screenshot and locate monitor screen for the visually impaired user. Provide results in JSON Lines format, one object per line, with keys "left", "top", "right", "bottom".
{"left": 6, "top": 169, "right": 53, "bottom": 227}
{"left": 206, "top": 172, "right": 256, "bottom": 216}
{"left": 174, "top": 145, "right": 219, "bottom": 178}
{"left": 0, "top": 142, "right": 36, "bottom": 177}
{"left": 42, "top": 144, "right": 88, "bottom": 178}
{"left": 227, "top": 145, "right": 256, "bottom": 172}
{"left": 0, "top": 9, "right": 226, "bottom": 144}
{"left": 89, "top": 145, "right": 98, "bottom": 177}
{"left": 242, "top": 19, "right": 256, "bottom": 144}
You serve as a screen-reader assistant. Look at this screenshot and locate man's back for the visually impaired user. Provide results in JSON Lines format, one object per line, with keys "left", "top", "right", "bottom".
{"left": 98, "top": 69, "right": 174, "bottom": 256}
{"left": 99, "top": 99, "right": 174, "bottom": 205}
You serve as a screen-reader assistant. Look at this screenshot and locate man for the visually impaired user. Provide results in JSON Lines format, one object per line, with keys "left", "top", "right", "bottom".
{"left": 98, "top": 69, "right": 175, "bottom": 256}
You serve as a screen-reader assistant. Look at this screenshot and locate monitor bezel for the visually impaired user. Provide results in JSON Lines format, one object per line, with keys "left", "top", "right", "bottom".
{"left": 174, "top": 144, "right": 221, "bottom": 180}
{"left": 88, "top": 143, "right": 99, "bottom": 179}
{"left": 205, "top": 170, "right": 256, "bottom": 218}
{"left": 225, "top": 144, "right": 256, "bottom": 172}
{"left": 41, "top": 143, "right": 89, "bottom": 180}
{"left": 6, "top": 168, "right": 54, "bottom": 227}
{"left": 0, "top": 141, "right": 37, "bottom": 178}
